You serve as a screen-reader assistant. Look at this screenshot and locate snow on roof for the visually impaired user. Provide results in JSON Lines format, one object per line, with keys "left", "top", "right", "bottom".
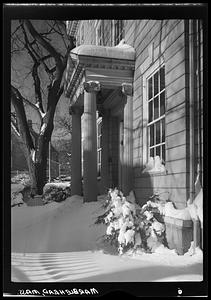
{"left": 70, "top": 40, "right": 135, "bottom": 61}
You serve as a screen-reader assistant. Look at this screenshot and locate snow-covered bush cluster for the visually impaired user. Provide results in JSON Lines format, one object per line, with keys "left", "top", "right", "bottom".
{"left": 11, "top": 173, "right": 32, "bottom": 206}
{"left": 42, "top": 185, "right": 71, "bottom": 204}
{"left": 95, "top": 188, "right": 168, "bottom": 255}
{"left": 11, "top": 173, "right": 31, "bottom": 186}
{"left": 11, "top": 191, "right": 25, "bottom": 207}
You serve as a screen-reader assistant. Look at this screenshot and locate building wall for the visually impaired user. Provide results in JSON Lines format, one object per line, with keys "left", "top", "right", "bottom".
{"left": 194, "top": 20, "right": 203, "bottom": 187}
{"left": 123, "top": 20, "right": 189, "bottom": 208}
{"left": 124, "top": 19, "right": 203, "bottom": 208}
{"left": 76, "top": 20, "right": 124, "bottom": 47}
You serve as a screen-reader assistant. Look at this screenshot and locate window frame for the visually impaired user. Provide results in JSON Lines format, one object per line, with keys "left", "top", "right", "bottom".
{"left": 80, "top": 23, "right": 84, "bottom": 44}
{"left": 97, "top": 116, "right": 102, "bottom": 178}
{"left": 142, "top": 59, "right": 166, "bottom": 172}
{"left": 112, "top": 20, "right": 125, "bottom": 46}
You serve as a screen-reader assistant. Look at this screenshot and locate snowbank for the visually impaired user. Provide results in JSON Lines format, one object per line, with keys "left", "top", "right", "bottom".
{"left": 11, "top": 183, "right": 25, "bottom": 193}
{"left": 44, "top": 182, "right": 70, "bottom": 192}
{"left": 11, "top": 193, "right": 25, "bottom": 207}
{"left": 11, "top": 183, "right": 26, "bottom": 207}
{"left": 164, "top": 202, "right": 192, "bottom": 220}
{"left": 11, "top": 194, "right": 203, "bottom": 282}
{"left": 187, "top": 189, "right": 203, "bottom": 224}
{"left": 142, "top": 156, "right": 166, "bottom": 173}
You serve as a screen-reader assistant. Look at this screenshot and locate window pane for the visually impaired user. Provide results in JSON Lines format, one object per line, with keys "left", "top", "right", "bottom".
{"left": 155, "top": 121, "right": 160, "bottom": 144}
{"left": 161, "top": 118, "right": 165, "bottom": 142}
{"left": 100, "top": 135, "right": 102, "bottom": 148}
{"left": 162, "top": 144, "right": 165, "bottom": 162}
{"left": 156, "top": 146, "right": 160, "bottom": 157}
{"left": 160, "top": 91, "right": 165, "bottom": 116}
{"left": 160, "top": 66, "right": 165, "bottom": 91}
{"left": 148, "top": 100, "right": 153, "bottom": 122}
{"left": 98, "top": 122, "right": 102, "bottom": 134}
{"left": 98, "top": 136, "right": 102, "bottom": 148}
{"left": 154, "top": 71, "right": 159, "bottom": 96}
{"left": 149, "top": 125, "right": 154, "bottom": 146}
{"left": 148, "top": 77, "right": 152, "bottom": 99}
{"left": 150, "top": 148, "right": 154, "bottom": 157}
{"left": 154, "top": 96, "right": 159, "bottom": 119}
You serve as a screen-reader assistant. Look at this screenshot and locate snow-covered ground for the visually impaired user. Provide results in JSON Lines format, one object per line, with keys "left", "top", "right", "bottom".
{"left": 11, "top": 194, "right": 203, "bottom": 282}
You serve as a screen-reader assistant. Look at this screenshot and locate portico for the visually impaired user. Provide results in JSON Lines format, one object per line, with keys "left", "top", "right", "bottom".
{"left": 65, "top": 42, "right": 135, "bottom": 202}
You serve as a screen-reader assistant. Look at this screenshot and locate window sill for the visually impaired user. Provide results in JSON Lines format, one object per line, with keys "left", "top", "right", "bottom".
{"left": 140, "top": 169, "right": 168, "bottom": 177}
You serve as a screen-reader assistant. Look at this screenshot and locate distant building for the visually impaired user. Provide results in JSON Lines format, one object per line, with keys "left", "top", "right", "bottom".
{"left": 11, "top": 120, "right": 60, "bottom": 179}
{"left": 58, "top": 151, "right": 71, "bottom": 177}
{"left": 11, "top": 131, "right": 28, "bottom": 172}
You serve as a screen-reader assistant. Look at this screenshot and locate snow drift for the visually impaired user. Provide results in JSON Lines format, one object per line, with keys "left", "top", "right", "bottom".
{"left": 11, "top": 193, "right": 203, "bottom": 282}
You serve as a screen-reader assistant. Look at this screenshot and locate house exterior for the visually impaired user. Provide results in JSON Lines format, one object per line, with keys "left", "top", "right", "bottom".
{"left": 64, "top": 20, "right": 203, "bottom": 252}
{"left": 65, "top": 19, "right": 203, "bottom": 203}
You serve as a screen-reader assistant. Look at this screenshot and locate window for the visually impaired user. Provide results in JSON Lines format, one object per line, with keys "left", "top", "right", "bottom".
{"left": 96, "top": 21, "right": 103, "bottom": 45}
{"left": 104, "top": 20, "right": 113, "bottom": 46}
{"left": 147, "top": 66, "right": 166, "bottom": 164}
{"left": 97, "top": 117, "right": 102, "bottom": 177}
{"left": 113, "top": 20, "right": 124, "bottom": 45}
{"left": 80, "top": 24, "right": 84, "bottom": 44}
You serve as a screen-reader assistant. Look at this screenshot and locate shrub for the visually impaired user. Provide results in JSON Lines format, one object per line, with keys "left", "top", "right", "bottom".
{"left": 95, "top": 188, "right": 168, "bottom": 255}
{"left": 42, "top": 185, "right": 71, "bottom": 204}
{"left": 11, "top": 192, "right": 25, "bottom": 207}
{"left": 11, "top": 173, "right": 31, "bottom": 186}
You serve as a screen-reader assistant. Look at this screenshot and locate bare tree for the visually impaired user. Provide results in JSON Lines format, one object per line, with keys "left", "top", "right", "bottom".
{"left": 11, "top": 20, "right": 75, "bottom": 195}
{"left": 55, "top": 114, "right": 72, "bottom": 136}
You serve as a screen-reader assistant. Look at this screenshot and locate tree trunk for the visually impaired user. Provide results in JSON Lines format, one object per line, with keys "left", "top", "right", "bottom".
{"left": 32, "top": 106, "right": 56, "bottom": 196}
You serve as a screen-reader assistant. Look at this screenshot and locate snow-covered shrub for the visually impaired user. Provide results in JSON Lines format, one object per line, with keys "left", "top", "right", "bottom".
{"left": 95, "top": 188, "right": 168, "bottom": 255}
{"left": 11, "top": 192, "right": 25, "bottom": 207}
{"left": 11, "top": 173, "right": 31, "bottom": 186}
{"left": 42, "top": 185, "right": 71, "bottom": 204}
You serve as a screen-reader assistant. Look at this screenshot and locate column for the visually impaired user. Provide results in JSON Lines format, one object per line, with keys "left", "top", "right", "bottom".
{"left": 122, "top": 83, "right": 133, "bottom": 196}
{"left": 99, "top": 108, "right": 110, "bottom": 194}
{"left": 69, "top": 106, "right": 82, "bottom": 196}
{"left": 83, "top": 81, "right": 100, "bottom": 202}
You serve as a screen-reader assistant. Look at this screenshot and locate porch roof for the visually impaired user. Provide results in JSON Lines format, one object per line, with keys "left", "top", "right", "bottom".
{"left": 70, "top": 41, "right": 135, "bottom": 61}
{"left": 64, "top": 40, "right": 135, "bottom": 100}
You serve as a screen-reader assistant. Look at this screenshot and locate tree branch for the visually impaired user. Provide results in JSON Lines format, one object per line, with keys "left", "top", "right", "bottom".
{"left": 20, "top": 22, "right": 45, "bottom": 115}
{"left": 11, "top": 117, "right": 21, "bottom": 137}
{"left": 23, "top": 20, "right": 62, "bottom": 67}
{"left": 11, "top": 85, "right": 35, "bottom": 151}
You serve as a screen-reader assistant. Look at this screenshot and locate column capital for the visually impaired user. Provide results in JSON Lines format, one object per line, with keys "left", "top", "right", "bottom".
{"left": 69, "top": 105, "right": 83, "bottom": 116}
{"left": 83, "top": 81, "right": 101, "bottom": 93}
{"left": 121, "top": 83, "right": 133, "bottom": 96}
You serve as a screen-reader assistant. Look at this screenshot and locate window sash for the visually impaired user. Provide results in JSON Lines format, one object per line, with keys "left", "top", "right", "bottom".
{"left": 146, "top": 65, "right": 166, "bottom": 163}
{"left": 96, "top": 21, "right": 103, "bottom": 46}
{"left": 97, "top": 118, "right": 102, "bottom": 176}
{"left": 114, "top": 20, "right": 124, "bottom": 45}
